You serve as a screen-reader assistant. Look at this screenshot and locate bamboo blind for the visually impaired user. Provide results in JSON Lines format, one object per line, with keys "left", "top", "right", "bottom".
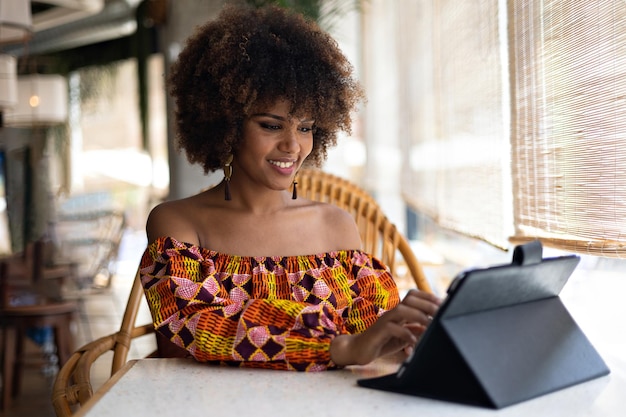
{"left": 509, "top": 0, "right": 626, "bottom": 257}
{"left": 397, "top": 0, "right": 511, "bottom": 249}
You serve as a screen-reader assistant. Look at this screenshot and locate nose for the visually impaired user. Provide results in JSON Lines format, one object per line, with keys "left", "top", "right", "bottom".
{"left": 279, "top": 126, "right": 300, "bottom": 153}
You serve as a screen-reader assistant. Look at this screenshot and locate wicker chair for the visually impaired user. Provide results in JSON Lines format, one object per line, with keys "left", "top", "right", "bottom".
{"left": 51, "top": 169, "right": 431, "bottom": 416}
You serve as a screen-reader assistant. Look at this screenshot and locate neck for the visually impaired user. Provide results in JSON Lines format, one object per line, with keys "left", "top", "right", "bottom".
{"left": 217, "top": 179, "right": 295, "bottom": 215}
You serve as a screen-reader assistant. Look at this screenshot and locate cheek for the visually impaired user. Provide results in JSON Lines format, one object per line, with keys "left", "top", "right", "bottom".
{"left": 302, "top": 136, "right": 314, "bottom": 156}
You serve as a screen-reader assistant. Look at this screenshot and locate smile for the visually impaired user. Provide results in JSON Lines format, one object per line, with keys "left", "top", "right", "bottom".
{"left": 269, "top": 160, "right": 295, "bottom": 169}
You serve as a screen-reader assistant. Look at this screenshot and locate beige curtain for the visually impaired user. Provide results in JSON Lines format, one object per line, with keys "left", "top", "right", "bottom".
{"left": 509, "top": 0, "right": 626, "bottom": 257}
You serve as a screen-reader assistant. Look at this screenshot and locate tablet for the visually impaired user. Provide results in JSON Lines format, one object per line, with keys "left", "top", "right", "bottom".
{"left": 357, "top": 241, "right": 610, "bottom": 409}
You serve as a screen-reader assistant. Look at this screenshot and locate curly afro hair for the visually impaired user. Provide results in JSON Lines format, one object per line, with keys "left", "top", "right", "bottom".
{"left": 167, "top": 3, "right": 365, "bottom": 174}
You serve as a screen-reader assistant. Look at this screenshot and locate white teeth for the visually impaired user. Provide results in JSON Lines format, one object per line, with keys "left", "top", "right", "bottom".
{"left": 269, "top": 160, "right": 294, "bottom": 168}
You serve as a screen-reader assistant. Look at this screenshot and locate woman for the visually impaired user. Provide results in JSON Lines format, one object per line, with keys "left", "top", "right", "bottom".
{"left": 139, "top": 3, "right": 440, "bottom": 372}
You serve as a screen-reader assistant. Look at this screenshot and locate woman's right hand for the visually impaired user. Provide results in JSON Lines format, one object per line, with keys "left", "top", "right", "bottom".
{"left": 330, "top": 289, "right": 441, "bottom": 366}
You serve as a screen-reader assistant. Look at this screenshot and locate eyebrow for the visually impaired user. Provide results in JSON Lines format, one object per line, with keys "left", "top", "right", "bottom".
{"left": 251, "top": 113, "right": 315, "bottom": 123}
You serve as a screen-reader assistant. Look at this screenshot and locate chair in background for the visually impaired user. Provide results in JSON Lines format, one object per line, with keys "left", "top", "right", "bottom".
{"left": 51, "top": 169, "right": 431, "bottom": 416}
{"left": 1, "top": 240, "right": 78, "bottom": 412}
{"left": 52, "top": 209, "right": 127, "bottom": 343}
{"left": 53, "top": 208, "right": 126, "bottom": 290}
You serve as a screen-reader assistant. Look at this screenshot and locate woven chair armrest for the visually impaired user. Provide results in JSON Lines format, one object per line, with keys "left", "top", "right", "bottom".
{"left": 52, "top": 333, "right": 117, "bottom": 417}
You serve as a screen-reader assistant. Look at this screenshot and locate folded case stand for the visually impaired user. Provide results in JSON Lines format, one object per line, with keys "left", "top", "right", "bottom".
{"left": 358, "top": 241, "right": 610, "bottom": 409}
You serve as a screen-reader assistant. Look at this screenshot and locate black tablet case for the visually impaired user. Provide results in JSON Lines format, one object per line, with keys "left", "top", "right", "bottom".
{"left": 357, "top": 241, "right": 610, "bottom": 409}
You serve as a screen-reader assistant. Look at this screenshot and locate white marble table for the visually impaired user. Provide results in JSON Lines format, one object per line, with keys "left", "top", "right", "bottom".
{"left": 74, "top": 350, "right": 625, "bottom": 417}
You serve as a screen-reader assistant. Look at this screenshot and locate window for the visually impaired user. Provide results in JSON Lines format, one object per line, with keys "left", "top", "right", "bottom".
{"left": 52, "top": 56, "right": 168, "bottom": 231}
{"left": 398, "top": 0, "right": 626, "bottom": 258}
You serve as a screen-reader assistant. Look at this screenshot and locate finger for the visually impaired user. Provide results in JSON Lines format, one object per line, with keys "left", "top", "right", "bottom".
{"left": 401, "top": 323, "right": 429, "bottom": 358}
{"left": 379, "top": 304, "right": 432, "bottom": 326}
{"left": 394, "top": 301, "right": 437, "bottom": 325}
{"left": 403, "top": 322, "right": 428, "bottom": 339}
{"left": 404, "top": 345, "right": 414, "bottom": 357}
{"left": 403, "top": 322, "right": 427, "bottom": 331}
{"left": 401, "top": 292, "right": 440, "bottom": 317}
{"left": 404, "top": 289, "right": 442, "bottom": 305}
{"left": 386, "top": 321, "right": 419, "bottom": 344}
{"left": 372, "top": 321, "right": 420, "bottom": 355}
{"left": 385, "top": 303, "right": 425, "bottom": 323}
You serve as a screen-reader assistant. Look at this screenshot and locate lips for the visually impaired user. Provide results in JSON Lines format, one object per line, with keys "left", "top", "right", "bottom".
{"left": 269, "top": 160, "right": 295, "bottom": 169}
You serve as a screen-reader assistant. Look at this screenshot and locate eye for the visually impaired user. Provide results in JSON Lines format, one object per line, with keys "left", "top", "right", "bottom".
{"left": 299, "top": 125, "right": 314, "bottom": 134}
{"left": 260, "top": 122, "right": 281, "bottom": 130}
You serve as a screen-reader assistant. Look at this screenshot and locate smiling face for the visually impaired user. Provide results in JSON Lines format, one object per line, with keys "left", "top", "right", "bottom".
{"left": 234, "top": 99, "right": 314, "bottom": 192}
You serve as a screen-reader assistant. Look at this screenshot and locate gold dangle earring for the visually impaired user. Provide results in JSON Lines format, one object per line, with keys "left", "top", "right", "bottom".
{"left": 291, "top": 177, "right": 298, "bottom": 200}
{"left": 223, "top": 154, "right": 233, "bottom": 201}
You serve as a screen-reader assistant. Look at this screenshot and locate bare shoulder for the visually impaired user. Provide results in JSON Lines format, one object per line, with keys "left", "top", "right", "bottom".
{"left": 146, "top": 197, "right": 199, "bottom": 245}
{"left": 312, "top": 200, "right": 362, "bottom": 250}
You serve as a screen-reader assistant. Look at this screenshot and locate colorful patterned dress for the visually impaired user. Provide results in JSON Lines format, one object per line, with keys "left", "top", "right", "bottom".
{"left": 140, "top": 236, "right": 400, "bottom": 371}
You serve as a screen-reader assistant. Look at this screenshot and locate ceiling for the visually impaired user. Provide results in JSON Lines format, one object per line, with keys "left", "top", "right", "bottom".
{"left": 31, "top": 0, "right": 108, "bottom": 32}
{"left": 3, "top": 0, "right": 158, "bottom": 74}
